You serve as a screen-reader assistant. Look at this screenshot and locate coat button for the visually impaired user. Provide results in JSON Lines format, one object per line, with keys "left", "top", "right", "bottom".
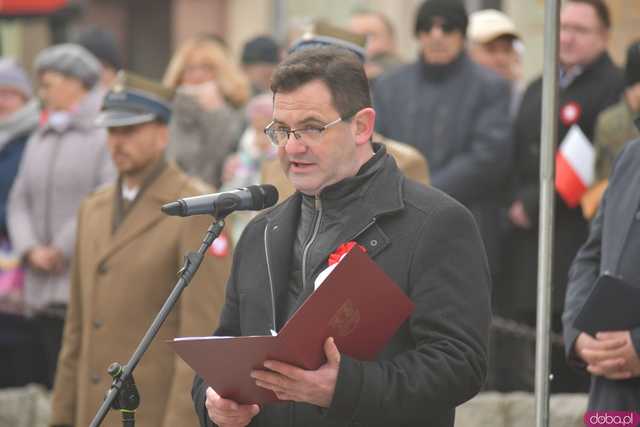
{"left": 370, "top": 239, "right": 378, "bottom": 247}
{"left": 91, "top": 373, "right": 101, "bottom": 384}
{"left": 97, "top": 262, "right": 108, "bottom": 274}
{"left": 93, "top": 319, "right": 103, "bottom": 329}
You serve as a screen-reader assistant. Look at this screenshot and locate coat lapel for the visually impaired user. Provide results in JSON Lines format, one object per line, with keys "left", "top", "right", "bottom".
{"left": 98, "top": 165, "right": 184, "bottom": 264}
{"left": 606, "top": 155, "right": 640, "bottom": 269}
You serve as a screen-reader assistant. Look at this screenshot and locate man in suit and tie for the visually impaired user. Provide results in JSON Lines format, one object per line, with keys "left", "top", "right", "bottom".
{"left": 563, "top": 137, "right": 640, "bottom": 410}
{"left": 49, "top": 72, "right": 231, "bottom": 427}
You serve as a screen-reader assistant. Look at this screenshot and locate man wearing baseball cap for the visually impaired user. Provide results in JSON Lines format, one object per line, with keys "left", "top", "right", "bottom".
{"left": 468, "top": 9, "right": 524, "bottom": 117}
{"left": 50, "top": 71, "right": 231, "bottom": 427}
{"left": 468, "top": 9, "right": 521, "bottom": 82}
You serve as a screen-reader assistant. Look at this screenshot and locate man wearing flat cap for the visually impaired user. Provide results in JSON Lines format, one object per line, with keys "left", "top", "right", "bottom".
{"left": 49, "top": 72, "right": 231, "bottom": 427}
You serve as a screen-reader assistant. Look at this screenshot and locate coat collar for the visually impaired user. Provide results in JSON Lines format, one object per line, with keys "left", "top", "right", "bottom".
{"left": 262, "top": 144, "right": 405, "bottom": 240}
{"left": 261, "top": 145, "right": 405, "bottom": 329}
{"left": 96, "top": 162, "right": 189, "bottom": 263}
{"left": 562, "top": 52, "right": 615, "bottom": 90}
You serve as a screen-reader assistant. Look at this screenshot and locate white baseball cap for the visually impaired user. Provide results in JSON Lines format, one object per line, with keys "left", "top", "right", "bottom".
{"left": 468, "top": 9, "right": 520, "bottom": 44}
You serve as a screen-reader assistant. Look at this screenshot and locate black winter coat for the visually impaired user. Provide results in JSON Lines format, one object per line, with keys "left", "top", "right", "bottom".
{"left": 373, "top": 53, "right": 512, "bottom": 276}
{"left": 193, "top": 151, "right": 492, "bottom": 427}
{"left": 505, "top": 52, "right": 624, "bottom": 315}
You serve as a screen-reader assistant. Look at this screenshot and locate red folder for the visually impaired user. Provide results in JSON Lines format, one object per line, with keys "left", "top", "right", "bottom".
{"left": 169, "top": 248, "right": 415, "bottom": 404}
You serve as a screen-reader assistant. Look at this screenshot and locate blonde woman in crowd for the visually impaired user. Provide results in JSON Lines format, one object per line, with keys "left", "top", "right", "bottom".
{"left": 163, "top": 34, "right": 250, "bottom": 188}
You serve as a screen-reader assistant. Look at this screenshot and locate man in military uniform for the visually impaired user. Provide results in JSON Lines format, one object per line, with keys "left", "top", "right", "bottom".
{"left": 50, "top": 72, "right": 231, "bottom": 427}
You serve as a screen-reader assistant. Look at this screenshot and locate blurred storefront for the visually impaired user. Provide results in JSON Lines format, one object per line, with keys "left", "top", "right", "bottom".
{"left": 0, "top": 0, "right": 638, "bottom": 83}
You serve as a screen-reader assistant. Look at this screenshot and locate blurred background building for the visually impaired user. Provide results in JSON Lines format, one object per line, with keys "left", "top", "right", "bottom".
{"left": 1, "top": 0, "right": 639, "bottom": 83}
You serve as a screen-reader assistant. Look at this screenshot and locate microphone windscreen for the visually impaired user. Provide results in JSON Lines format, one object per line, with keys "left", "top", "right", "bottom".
{"left": 257, "top": 184, "right": 279, "bottom": 209}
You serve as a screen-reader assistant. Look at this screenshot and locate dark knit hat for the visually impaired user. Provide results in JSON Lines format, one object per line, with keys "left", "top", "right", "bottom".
{"left": 241, "top": 36, "right": 280, "bottom": 65}
{"left": 625, "top": 40, "right": 640, "bottom": 88}
{"left": 73, "top": 27, "right": 123, "bottom": 70}
{"left": 415, "top": 0, "right": 468, "bottom": 36}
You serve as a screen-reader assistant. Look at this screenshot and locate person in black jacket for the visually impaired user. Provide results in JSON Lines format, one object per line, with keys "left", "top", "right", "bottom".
{"left": 502, "top": 0, "right": 625, "bottom": 392}
{"left": 192, "top": 46, "right": 491, "bottom": 427}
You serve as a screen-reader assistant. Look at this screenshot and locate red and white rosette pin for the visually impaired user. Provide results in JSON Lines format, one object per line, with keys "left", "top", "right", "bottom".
{"left": 560, "top": 101, "right": 582, "bottom": 127}
{"left": 314, "top": 241, "right": 367, "bottom": 290}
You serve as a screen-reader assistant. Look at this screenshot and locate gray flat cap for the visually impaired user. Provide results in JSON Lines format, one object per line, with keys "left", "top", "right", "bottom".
{"left": 34, "top": 43, "right": 101, "bottom": 89}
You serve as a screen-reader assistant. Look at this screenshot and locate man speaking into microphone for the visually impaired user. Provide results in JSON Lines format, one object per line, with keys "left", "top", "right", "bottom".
{"left": 193, "top": 46, "right": 491, "bottom": 427}
{"left": 49, "top": 72, "right": 232, "bottom": 427}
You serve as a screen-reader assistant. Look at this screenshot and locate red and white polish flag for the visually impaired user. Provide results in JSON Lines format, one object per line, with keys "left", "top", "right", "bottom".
{"left": 555, "top": 125, "right": 595, "bottom": 208}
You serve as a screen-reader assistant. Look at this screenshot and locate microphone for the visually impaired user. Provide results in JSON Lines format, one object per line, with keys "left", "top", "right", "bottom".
{"left": 161, "top": 185, "right": 279, "bottom": 217}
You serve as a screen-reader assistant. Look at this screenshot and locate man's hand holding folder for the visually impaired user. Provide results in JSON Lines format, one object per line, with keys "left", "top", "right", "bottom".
{"left": 574, "top": 331, "right": 640, "bottom": 380}
{"left": 572, "top": 275, "right": 640, "bottom": 380}
{"left": 170, "top": 248, "right": 415, "bottom": 405}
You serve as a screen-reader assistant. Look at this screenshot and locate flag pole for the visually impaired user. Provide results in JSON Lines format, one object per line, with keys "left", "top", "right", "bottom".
{"left": 535, "top": 0, "right": 561, "bottom": 426}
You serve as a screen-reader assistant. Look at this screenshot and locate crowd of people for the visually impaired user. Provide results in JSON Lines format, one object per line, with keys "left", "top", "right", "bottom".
{"left": 0, "top": 0, "right": 639, "bottom": 425}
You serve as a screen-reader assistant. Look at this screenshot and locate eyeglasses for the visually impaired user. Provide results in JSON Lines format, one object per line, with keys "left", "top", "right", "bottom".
{"left": 421, "top": 19, "right": 457, "bottom": 34}
{"left": 263, "top": 115, "right": 347, "bottom": 147}
{"left": 560, "top": 24, "right": 601, "bottom": 37}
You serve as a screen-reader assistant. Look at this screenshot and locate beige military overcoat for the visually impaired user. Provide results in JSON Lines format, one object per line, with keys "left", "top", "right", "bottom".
{"left": 50, "top": 163, "right": 231, "bottom": 427}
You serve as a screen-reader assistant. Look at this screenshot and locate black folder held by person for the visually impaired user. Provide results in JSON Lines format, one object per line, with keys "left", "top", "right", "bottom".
{"left": 573, "top": 274, "right": 640, "bottom": 336}
{"left": 169, "top": 248, "right": 415, "bottom": 405}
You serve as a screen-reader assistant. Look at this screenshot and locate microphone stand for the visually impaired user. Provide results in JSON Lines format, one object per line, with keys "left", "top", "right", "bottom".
{"left": 89, "top": 215, "right": 227, "bottom": 427}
